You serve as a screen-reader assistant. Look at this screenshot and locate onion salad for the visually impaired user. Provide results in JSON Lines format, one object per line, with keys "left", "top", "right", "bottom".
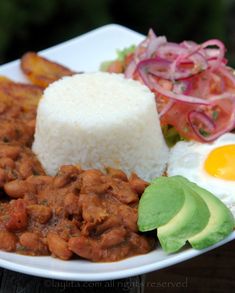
{"left": 103, "top": 30, "right": 235, "bottom": 144}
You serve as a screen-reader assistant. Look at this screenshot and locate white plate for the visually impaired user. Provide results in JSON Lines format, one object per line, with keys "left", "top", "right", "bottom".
{"left": 0, "top": 24, "right": 234, "bottom": 281}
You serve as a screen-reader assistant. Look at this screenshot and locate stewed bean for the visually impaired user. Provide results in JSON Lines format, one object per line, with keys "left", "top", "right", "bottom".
{"left": 27, "top": 204, "right": 52, "bottom": 224}
{"left": 47, "top": 233, "right": 73, "bottom": 260}
{"left": 0, "top": 231, "right": 17, "bottom": 251}
{"left": 4, "top": 180, "right": 31, "bottom": 198}
{"left": 19, "top": 232, "right": 48, "bottom": 255}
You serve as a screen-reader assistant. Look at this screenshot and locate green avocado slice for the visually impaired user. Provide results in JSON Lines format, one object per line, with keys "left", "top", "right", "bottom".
{"left": 180, "top": 179, "right": 235, "bottom": 250}
{"left": 157, "top": 176, "right": 210, "bottom": 253}
{"left": 138, "top": 177, "right": 185, "bottom": 231}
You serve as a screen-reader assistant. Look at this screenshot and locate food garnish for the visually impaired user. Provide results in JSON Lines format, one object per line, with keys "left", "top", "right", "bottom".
{"left": 104, "top": 30, "right": 235, "bottom": 143}
{"left": 100, "top": 45, "right": 136, "bottom": 73}
{"left": 137, "top": 176, "right": 185, "bottom": 231}
{"left": 138, "top": 176, "right": 234, "bottom": 253}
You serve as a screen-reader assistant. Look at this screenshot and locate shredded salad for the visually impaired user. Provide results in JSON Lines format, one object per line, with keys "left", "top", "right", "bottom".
{"left": 103, "top": 29, "right": 235, "bottom": 144}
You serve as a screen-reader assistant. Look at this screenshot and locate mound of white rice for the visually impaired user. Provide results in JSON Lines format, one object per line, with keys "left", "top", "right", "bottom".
{"left": 33, "top": 72, "right": 168, "bottom": 180}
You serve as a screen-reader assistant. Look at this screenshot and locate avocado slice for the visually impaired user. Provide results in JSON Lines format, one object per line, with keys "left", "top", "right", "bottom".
{"left": 138, "top": 177, "right": 185, "bottom": 231}
{"left": 157, "top": 176, "right": 210, "bottom": 253}
{"left": 181, "top": 179, "right": 235, "bottom": 249}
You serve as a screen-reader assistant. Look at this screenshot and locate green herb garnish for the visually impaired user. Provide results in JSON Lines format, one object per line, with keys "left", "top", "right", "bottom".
{"left": 116, "top": 45, "right": 136, "bottom": 62}
{"left": 212, "top": 111, "right": 219, "bottom": 120}
{"left": 100, "top": 45, "right": 136, "bottom": 72}
{"left": 199, "top": 128, "right": 210, "bottom": 137}
{"left": 162, "top": 125, "right": 185, "bottom": 147}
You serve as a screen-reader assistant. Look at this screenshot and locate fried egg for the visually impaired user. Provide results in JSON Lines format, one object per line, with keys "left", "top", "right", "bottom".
{"left": 167, "top": 133, "right": 235, "bottom": 217}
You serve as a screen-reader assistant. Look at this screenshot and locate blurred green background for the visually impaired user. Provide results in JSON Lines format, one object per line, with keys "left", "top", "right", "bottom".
{"left": 0, "top": 0, "right": 235, "bottom": 66}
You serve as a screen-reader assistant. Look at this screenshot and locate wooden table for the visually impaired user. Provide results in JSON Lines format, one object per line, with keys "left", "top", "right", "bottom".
{"left": 0, "top": 240, "right": 234, "bottom": 293}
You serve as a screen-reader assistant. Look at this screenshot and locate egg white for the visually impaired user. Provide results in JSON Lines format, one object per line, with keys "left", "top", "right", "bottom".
{"left": 167, "top": 133, "right": 235, "bottom": 217}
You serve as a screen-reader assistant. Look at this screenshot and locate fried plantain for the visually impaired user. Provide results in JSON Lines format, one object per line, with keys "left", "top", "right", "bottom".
{"left": 21, "top": 52, "right": 75, "bottom": 88}
{"left": 0, "top": 77, "right": 43, "bottom": 120}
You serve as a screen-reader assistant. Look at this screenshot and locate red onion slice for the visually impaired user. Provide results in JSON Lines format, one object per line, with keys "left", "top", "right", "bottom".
{"left": 202, "top": 39, "right": 225, "bottom": 70}
{"left": 156, "top": 43, "right": 188, "bottom": 61}
{"left": 189, "top": 95, "right": 235, "bottom": 142}
{"left": 137, "top": 63, "right": 211, "bottom": 105}
{"left": 138, "top": 58, "right": 172, "bottom": 80}
{"left": 205, "top": 48, "right": 220, "bottom": 59}
{"left": 159, "top": 100, "right": 174, "bottom": 118}
{"left": 139, "top": 57, "right": 206, "bottom": 81}
{"left": 146, "top": 36, "right": 167, "bottom": 58}
{"left": 124, "top": 59, "right": 137, "bottom": 79}
{"left": 169, "top": 51, "right": 208, "bottom": 81}
{"left": 125, "top": 29, "right": 167, "bottom": 79}
{"left": 173, "top": 79, "right": 192, "bottom": 95}
{"left": 180, "top": 40, "right": 198, "bottom": 49}
{"left": 217, "top": 66, "right": 235, "bottom": 87}
{"left": 188, "top": 110, "right": 216, "bottom": 141}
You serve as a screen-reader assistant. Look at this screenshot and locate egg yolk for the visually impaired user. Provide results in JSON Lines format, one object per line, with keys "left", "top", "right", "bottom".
{"left": 204, "top": 144, "right": 235, "bottom": 180}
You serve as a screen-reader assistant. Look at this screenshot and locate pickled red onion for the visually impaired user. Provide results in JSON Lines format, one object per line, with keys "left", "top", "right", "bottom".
{"left": 123, "top": 29, "right": 235, "bottom": 142}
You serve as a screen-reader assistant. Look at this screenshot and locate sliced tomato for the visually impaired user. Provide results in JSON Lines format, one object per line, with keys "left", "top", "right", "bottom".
{"left": 160, "top": 95, "right": 234, "bottom": 142}
{"left": 160, "top": 102, "right": 198, "bottom": 140}
{"left": 106, "top": 53, "right": 135, "bottom": 74}
{"left": 107, "top": 60, "right": 123, "bottom": 73}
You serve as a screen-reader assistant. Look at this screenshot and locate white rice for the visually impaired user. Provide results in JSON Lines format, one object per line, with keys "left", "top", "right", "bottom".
{"left": 33, "top": 72, "right": 168, "bottom": 180}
